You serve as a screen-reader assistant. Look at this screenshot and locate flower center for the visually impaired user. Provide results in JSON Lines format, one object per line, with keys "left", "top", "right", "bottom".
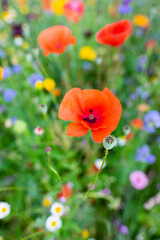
{"left": 51, "top": 221, "right": 57, "bottom": 227}
{"left": 2, "top": 207, "right": 6, "bottom": 213}
{"left": 83, "top": 109, "right": 97, "bottom": 123}
{"left": 55, "top": 207, "right": 61, "bottom": 213}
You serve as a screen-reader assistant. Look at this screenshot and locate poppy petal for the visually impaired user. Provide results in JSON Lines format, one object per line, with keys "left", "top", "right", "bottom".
{"left": 67, "top": 122, "right": 88, "bottom": 137}
{"left": 92, "top": 128, "right": 112, "bottom": 143}
{"left": 58, "top": 88, "right": 84, "bottom": 121}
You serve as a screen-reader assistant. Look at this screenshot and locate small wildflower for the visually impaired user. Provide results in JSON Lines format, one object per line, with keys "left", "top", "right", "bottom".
{"left": 43, "top": 78, "right": 56, "bottom": 92}
{"left": 131, "top": 118, "right": 143, "bottom": 129}
{"left": 39, "top": 104, "right": 48, "bottom": 114}
{"left": 0, "top": 202, "right": 11, "bottom": 219}
{"left": 45, "top": 147, "right": 52, "bottom": 153}
{"left": 3, "top": 89, "right": 17, "bottom": 102}
{"left": 53, "top": 88, "right": 61, "bottom": 97}
{"left": 143, "top": 110, "right": 160, "bottom": 133}
{"left": 52, "top": 0, "right": 67, "bottom": 15}
{"left": 129, "top": 171, "right": 149, "bottom": 190}
{"left": 82, "top": 229, "right": 89, "bottom": 238}
{"left": 34, "top": 126, "right": 44, "bottom": 135}
{"left": 123, "top": 125, "right": 131, "bottom": 135}
{"left": 35, "top": 80, "right": 43, "bottom": 90}
{"left": 43, "top": 196, "right": 53, "bottom": 207}
{"left": 133, "top": 15, "right": 150, "bottom": 28}
{"left": 45, "top": 215, "right": 62, "bottom": 232}
{"left": 135, "top": 145, "right": 155, "bottom": 164}
{"left": 50, "top": 202, "right": 65, "bottom": 217}
{"left": 0, "top": 67, "right": 3, "bottom": 80}
{"left": 103, "top": 135, "right": 116, "bottom": 150}
{"left": 79, "top": 46, "right": 97, "bottom": 61}
{"left": 93, "top": 159, "right": 106, "bottom": 173}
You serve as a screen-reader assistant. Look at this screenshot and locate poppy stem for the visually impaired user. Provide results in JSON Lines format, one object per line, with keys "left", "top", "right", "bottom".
{"left": 70, "top": 149, "right": 108, "bottom": 218}
{"left": 47, "top": 153, "right": 63, "bottom": 189}
{"left": 81, "top": 149, "right": 108, "bottom": 201}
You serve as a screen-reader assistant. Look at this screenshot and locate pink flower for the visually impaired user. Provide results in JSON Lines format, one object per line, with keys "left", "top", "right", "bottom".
{"left": 129, "top": 170, "right": 149, "bottom": 190}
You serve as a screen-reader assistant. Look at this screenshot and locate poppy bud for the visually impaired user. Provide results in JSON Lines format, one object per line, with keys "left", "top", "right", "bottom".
{"left": 103, "top": 135, "right": 116, "bottom": 150}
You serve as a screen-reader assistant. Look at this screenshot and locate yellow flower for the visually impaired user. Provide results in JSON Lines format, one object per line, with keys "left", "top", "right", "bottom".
{"left": 35, "top": 80, "right": 44, "bottom": 90}
{"left": 20, "top": 6, "right": 29, "bottom": 14}
{"left": 0, "top": 67, "right": 3, "bottom": 81}
{"left": 43, "top": 78, "right": 56, "bottom": 92}
{"left": 79, "top": 46, "right": 97, "bottom": 61}
{"left": 22, "top": 41, "right": 29, "bottom": 49}
{"left": 133, "top": 15, "right": 150, "bottom": 28}
{"left": 52, "top": 0, "right": 67, "bottom": 15}
{"left": 43, "top": 197, "right": 53, "bottom": 207}
{"left": 81, "top": 229, "right": 89, "bottom": 238}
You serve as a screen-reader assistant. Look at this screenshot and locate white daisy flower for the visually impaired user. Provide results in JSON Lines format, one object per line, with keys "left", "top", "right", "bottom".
{"left": 45, "top": 215, "right": 62, "bottom": 232}
{"left": 94, "top": 159, "right": 106, "bottom": 170}
{"left": 34, "top": 126, "right": 44, "bottom": 135}
{"left": 50, "top": 202, "right": 65, "bottom": 217}
{"left": 0, "top": 202, "right": 11, "bottom": 219}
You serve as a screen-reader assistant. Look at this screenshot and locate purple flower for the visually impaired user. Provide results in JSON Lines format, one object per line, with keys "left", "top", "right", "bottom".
{"left": 143, "top": 110, "right": 160, "bottom": 133}
{"left": 122, "top": 0, "right": 133, "bottom": 4}
{"left": 11, "top": 116, "right": 18, "bottom": 124}
{"left": 119, "top": 225, "right": 128, "bottom": 235}
{"left": 99, "top": 188, "right": 111, "bottom": 195}
{"left": 12, "top": 65, "right": 22, "bottom": 73}
{"left": 118, "top": 5, "right": 132, "bottom": 14}
{"left": 135, "top": 145, "right": 155, "bottom": 164}
{"left": 130, "top": 86, "right": 149, "bottom": 100}
{"left": 27, "top": 73, "right": 44, "bottom": 86}
{"left": 3, "top": 89, "right": 17, "bottom": 102}
{"left": 3, "top": 66, "right": 13, "bottom": 78}
{"left": 11, "top": 23, "right": 23, "bottom": 37}
{"left": 129, "top": 171, "right": 149, "bottom": 190}
{"left": 114, "top": 221, "right": 128, "bottom": 235}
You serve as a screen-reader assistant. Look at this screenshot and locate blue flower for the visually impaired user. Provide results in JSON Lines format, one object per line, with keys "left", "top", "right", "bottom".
{"left": 3, "top": 89, "right": 17, "bottom": 102}
{"left": 143, "top": 110, "right": 160, "bottom": 133}
{"left": 12, "top": 65, "right": 22, "bottom": 73}
{"left": 27, "top": 73, "right": 44, "bottom": 86}
{"left": 118, "top": 5, "right": 132, "bottom": 14}
{"left": 0, "top": 49, "right": 7, "bottom": 58}
{"left": 135, "top": 145, "right": 155, "bottom": 164}
{"left": 3, "top": 66, "right": 13, "bottom": 78}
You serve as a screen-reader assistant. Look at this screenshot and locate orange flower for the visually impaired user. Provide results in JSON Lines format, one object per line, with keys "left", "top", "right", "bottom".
{"left": 41, "top": 0, "right": 51, "bottom": 11}
{"left": 126, "top": 132, "right": 134, "bottom": 141}
{"left": 131, "top": 118, "right": 143, "bottom": 129}
{"left": 58, "top": 88, "right": 122, "bottom": 143}
{"left": 58, "top": 184, "right": 72, "bottom": 199}
{"left": 37, "top": 25, "right": 76, "bottom": 56}
{"left": 63, "top": 0, "right": 85, "bottom": 23}
{"left": 145, "top": 39, "right": 157, "bottom": 50}
{"left": 96, "top": 20, "right": 132, "bottom": 47}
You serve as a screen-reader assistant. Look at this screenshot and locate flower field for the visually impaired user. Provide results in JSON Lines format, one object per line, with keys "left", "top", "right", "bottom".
{"left": 0, "top": 0, "right": 160, "bottom": 239}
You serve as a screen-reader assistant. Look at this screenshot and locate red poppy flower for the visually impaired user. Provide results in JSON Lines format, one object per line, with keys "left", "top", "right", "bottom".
{"left": 131, "top": 118, "right": 143, "bottom": 129}
{"left": 63, "top": 0, "right": 85, "bottom": 23}
{"left": 37, "top": 25, "right": 76, "bottom": 56}
{"left": 58, "top": 184, "right": 72, "bottom": 199}
{"left": 95, "top": 20, "right": 132, "bottom": 47}
{"left": 58, "top": 88, "right": 122, "bottom": 143}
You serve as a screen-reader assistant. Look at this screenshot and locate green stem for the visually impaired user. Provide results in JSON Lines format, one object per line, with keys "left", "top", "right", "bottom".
{"left": 81, "top": 149, "right": 108, "bottom": 201}
{"left": 70, "top": 149, "right": 108, "bottom": 217}
{"left": 47, "top": 153, "right": 63, "bottom": 189}
{"left": 20, "top": 230, "right": 45, "bottom": 240}
{"left": 0, "top": 187, "right": 26, "bottom": 192}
